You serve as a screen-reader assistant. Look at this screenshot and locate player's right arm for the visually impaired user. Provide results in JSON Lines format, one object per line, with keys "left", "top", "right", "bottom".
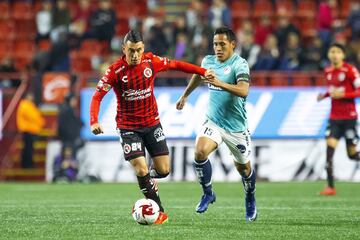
{"left": 176, "top": 74, "right": 203, "bottom": 110}
{"left": 90, "top": 67, "right": 115, "bottom": 135}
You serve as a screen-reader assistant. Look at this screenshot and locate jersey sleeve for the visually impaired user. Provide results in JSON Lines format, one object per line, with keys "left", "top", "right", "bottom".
{"left": 96, "top": 65, "right": 116, "bottom": 92}
{"left": 152, "top": 54, "right": 171, "bottom": 73}
{"left": 350, "top": 65, "right": 360, "bottom": 89}
{"left": 233, "top": 59, "right": 250, "bottom": 83}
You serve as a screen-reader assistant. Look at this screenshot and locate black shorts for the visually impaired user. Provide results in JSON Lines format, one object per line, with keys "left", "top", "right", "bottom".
{"left": 117, "top": 123, "right": 169, "bottom": 161}
{"left": 326, "top": 119, "right": 359, "bottom": 145}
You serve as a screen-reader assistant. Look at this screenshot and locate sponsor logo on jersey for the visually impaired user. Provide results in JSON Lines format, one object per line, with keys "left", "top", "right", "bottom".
{"left": 122, "top": 75, "right": 128, "bottom": 83}
{"left": 208, "top": 83, "right": 223, "bottom": 91}
{"left": 224, "top": 66, "right": 231, "bottom": 75}
{"left": 154, "top": 127, "right": 165, "bottom": 142}
{"left": 122, "top": 86, "right": 152, "bottom": 101}
{"left": 144, "top": 67, "right": 152, "bottom": 78}
{"left": 338, "top": 72, "right": 346, "bottom": 81}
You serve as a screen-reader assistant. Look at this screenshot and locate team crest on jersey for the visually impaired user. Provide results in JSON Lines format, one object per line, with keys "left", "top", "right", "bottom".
{"left": 97, "top": 80, "right": 111, "bottom": 92}
{"left": 338, "top": 72, "right": 346, "bottom": 81}
{"left": 143, "top": 67, "right": 152, "bottom": 78}
{"left": 327, "top": 74, "right": 332, "bottom": 81}
{"left": 224, "top": 66, "right": 231, "bottom": 75}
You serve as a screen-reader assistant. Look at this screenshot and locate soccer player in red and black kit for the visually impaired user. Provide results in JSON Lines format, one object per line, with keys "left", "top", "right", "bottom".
{"left": 317, "top": 43, "right": 360, "bottom": 196}
{"left": 90, "top": 30, "right": 209, "bottom": 223}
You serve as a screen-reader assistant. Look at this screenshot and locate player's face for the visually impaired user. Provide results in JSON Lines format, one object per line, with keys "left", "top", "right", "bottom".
{"left": 123, "top": 41, "right": 145, "bottom": 65}
{"left": 213, "top": 34, "right": 235, "bottom": 62}
{"left": 328, "top": 47, "right": 345, "bottom": 66}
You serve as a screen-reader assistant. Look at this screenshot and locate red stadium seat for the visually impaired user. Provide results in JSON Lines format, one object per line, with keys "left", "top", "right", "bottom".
{"left": 70, "top": 51, "right": 93, "bottom": 73}
{"left": 299, "top": 18, "right": 317, "bottom": 38}
{"left": 115, "top": 20, "right": 129, "bottom": 36}
{"left": 79, "top": 40, "right": 102, "bottom": 58}
{"left": 292, "top": 73, "right": 313, "bottom": 86}
{"left": 275, "top": 0, "right": 295, "bottom": 17}
{"left": 14, "top": 40, "right": 35, "bottom": 58}
{"left": 0, "top": 20, "right": 15, "bottom": 40}
{"left": 231, "top": 1, "right": 251, "bottom": 19}
{"left": 14, "top": 20, "right": 36, "bottom": 40}
{"left": 269, "top": 72, "right": 290, "bottom": 86}
{"left": 296, "top": 0, "right": 317, "bottom": 18}
{"left": 0, "top": 2, "right": 10, "bottom": 19}
{"left": 38, "top": 39, "right": 52, "bottom": 51}
{"left": 0, "top": 41, "right": 14, "bottom": 59}
{"left": 12, "top": 2, "right": 35, "bottom": 20}
{"left": 253, "top": 0, "right": 274, "bottom": 18}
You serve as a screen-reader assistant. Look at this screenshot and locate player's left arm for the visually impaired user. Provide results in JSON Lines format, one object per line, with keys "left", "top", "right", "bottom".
{"left": 331, "top": 66, "right": 360, "bottom": 99}
{"left": 205, "top": 59, "right": 250, "bottom": 98}
{"left": 205, "top": 72, "right": 249, "bottom": 97}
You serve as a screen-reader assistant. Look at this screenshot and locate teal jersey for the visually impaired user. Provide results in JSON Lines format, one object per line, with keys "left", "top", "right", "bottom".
{"left": 201, "top": 53, "right": 250, "bottom": 132}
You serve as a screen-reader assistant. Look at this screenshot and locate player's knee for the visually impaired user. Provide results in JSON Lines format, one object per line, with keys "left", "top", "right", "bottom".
{"left": 195, "top": 148, "right": 209, "bottom": 161}
{"left": 135, "top": 167, "right": 149, "bottom": 177}
{"left": 156, "top": 165, "right": 170, "bottom": 177}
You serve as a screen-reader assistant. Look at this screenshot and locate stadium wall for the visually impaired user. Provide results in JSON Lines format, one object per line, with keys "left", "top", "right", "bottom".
{"left": 45, "top": 87, "right": 360, "bottom": 182}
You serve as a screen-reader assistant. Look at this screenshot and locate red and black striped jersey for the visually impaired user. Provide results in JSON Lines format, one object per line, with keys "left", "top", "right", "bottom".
{"left": 324, "top": 62, "right": 360, "bottom": 120}
{"left": 90, "top": 52, "right": 206, "bottom": 129}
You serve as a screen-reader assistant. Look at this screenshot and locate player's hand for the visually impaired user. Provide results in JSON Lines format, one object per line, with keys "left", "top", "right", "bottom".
{"left": 205, "top": 69, "right": 215, "bottom": 79}
{"left": 176, "top": 95, "right": 187, "bottom": 110}
{"left": 91, "top": 123, "right": 104, "bottom": 135}
{"left": 330, "top": 91, "right": 345, "bottom": 99}
{"left": 317, "top": 93, "right": 326, "bottom": 102}
{"left": 204, "top": 71, "right": 222, "bottom": 88}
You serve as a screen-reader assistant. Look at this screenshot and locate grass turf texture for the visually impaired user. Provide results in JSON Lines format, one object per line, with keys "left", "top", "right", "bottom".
{"left": 0, "top": 182, "right": 359, "bottom": 240}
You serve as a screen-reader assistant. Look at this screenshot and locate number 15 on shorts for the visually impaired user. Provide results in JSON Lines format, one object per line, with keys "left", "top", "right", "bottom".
{"left": 204, "top": 127, "right": 213, "bottom": 136}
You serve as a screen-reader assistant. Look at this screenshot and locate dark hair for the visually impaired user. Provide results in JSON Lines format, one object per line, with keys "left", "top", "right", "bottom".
{"left": 328, "top": 42, "right": 346, "bottom": 54}
{"left": 123, "top": 30, "right": 143, "bottom": 44}
{"left": 214, "top": 27, "right": 237, "bottom": 43}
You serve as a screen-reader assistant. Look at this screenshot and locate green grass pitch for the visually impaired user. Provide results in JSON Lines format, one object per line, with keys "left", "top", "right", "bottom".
{"left": 0, "top": 182, "right": 359, "bottom": 240}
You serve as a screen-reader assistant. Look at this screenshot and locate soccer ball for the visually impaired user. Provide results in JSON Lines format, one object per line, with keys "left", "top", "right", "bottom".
{"left": 132, "top": 198, "right": 160, "bottom": 225}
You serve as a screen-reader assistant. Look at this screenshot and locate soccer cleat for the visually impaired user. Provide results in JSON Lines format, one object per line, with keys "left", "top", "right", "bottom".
{"left": 154, "top": 211, "right": 168, "bottom": 225}
{"left": 245, "top": 194, "right": 257, "bottom": 222}
{"left": 195, "top": 192, "right": 216, "bottom": 213}
{"left": 319, "top": 186, "right": 336, "bottom": 196}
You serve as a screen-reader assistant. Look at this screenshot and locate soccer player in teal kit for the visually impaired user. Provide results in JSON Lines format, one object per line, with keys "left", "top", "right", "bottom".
{"left": 176, "top": 27, "right": 257, "bottom": 222}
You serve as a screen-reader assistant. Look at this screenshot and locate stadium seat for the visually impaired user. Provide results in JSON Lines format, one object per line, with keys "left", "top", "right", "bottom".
{"left": 0, "top": 41, "right": 14, "bottom": 59}
{"left": 296, "top": 0, "right": 317, "bottom": 18}
{"left": 291, "top": 72, "right": 313, "bottom": 86}
{"left": 115, "top": 20, "right": 130, "bottom": 36}
{"left": 231, "top": 1, "right": 251, "bottom": 19}
{"left": 38, "top": 39, "right": 52, "bottom": 51}
{"left": 0, "top": 1, "right": 10, "bottom": 19}
{"left": 269, "top": 72, "right": 290, "bottom": 86}
{"left": 14, "top": 40, "right": 35, "bottom": 58}
{"left": 70, "top": 51, "right": 92, "bottom": 73}
{"left": 114, "top": 0, "right": 138, "bottom": 19}
{"left": 299, "top": 18, "right": 317, "bottom": 38}
{"left": 0, "top": 20, "right": 15, "bottom": 40}
{"left": 315, "top": 74, "right": 326, "bottom": 86}
{"left": 12, "top": 2, "right": 35, "bottom": 20}
{"left": 275, "top": 0, "right": 295, "bottom": 17}
{"left": 14, "top": 20, "right": 36, "bottom": 40}
{"left": 79, "top": 40, "right": 102, "bottom": 58}
{"left": 253, "top": 0, "right": 274, "bottom": 18}
{"left": 251, "top": 72, "right": 268, "bottom": 86}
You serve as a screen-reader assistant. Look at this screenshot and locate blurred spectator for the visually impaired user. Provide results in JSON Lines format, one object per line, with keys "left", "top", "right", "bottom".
{"left": 254, "top": 34, "right": 279, "bottom": 70}
{"left": 254, "top": 16, "right": 273, "bottom": 46}
{"left": 317, "top": 0, "right": 337, "bottom": 46}
{"left": 190, "top": 35, "right": 212, "bottom": 65}
{"left": 278, "top": 33, "right": 303, "bottom": 71}
{"left": 347, "top": 2, "right": 360, "bottom": 40}
{"left": 36, "top": 0, "right": 53, "bottom": 42}
{"left": 52, "top": 0, "right": 71, "bottom": 30}
{"left": 146, "top": 17, "right": 169, "bottom": 56}
{"left": 169, "top": 33, "right": 191, "bottom": 61}
{"left": 16, "top": 92, "right": 45, "bottom": 168}
{"left": 301, "top": 36, "right": 326, "bottom": 71}
{"left": 70, "top": 0, "right": 93, "bottom": 39}
{"left": 236, "top": 20, "right": 254, "bottom": 45}
{"left": 89, "top": 0, "right": 116, "bottom": 42}
{"left": 236, "top": 32, "right": 260, "bottom": 69}
{"left": 57, "top": 93, "right": 84, "bottom": 158}
{"left": 172, "top": 15, "right": 187, "bottom": 45}
{"left": 208, "top": 0, "right": 232, "bottom": 29}
{"left": 189, "top": 15, "right": 213, "bottom": 50}
{"left": 0, "top": 57, "right": 20, "bottom": 88}
{"left": 274, "top": 10, "right": 300, "bottom": 51}
{"left": 186, "top": 0, "right": 203, "bottom": 31}
{"left": 53, "top": 146, "right": 78, "bottom": 182}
